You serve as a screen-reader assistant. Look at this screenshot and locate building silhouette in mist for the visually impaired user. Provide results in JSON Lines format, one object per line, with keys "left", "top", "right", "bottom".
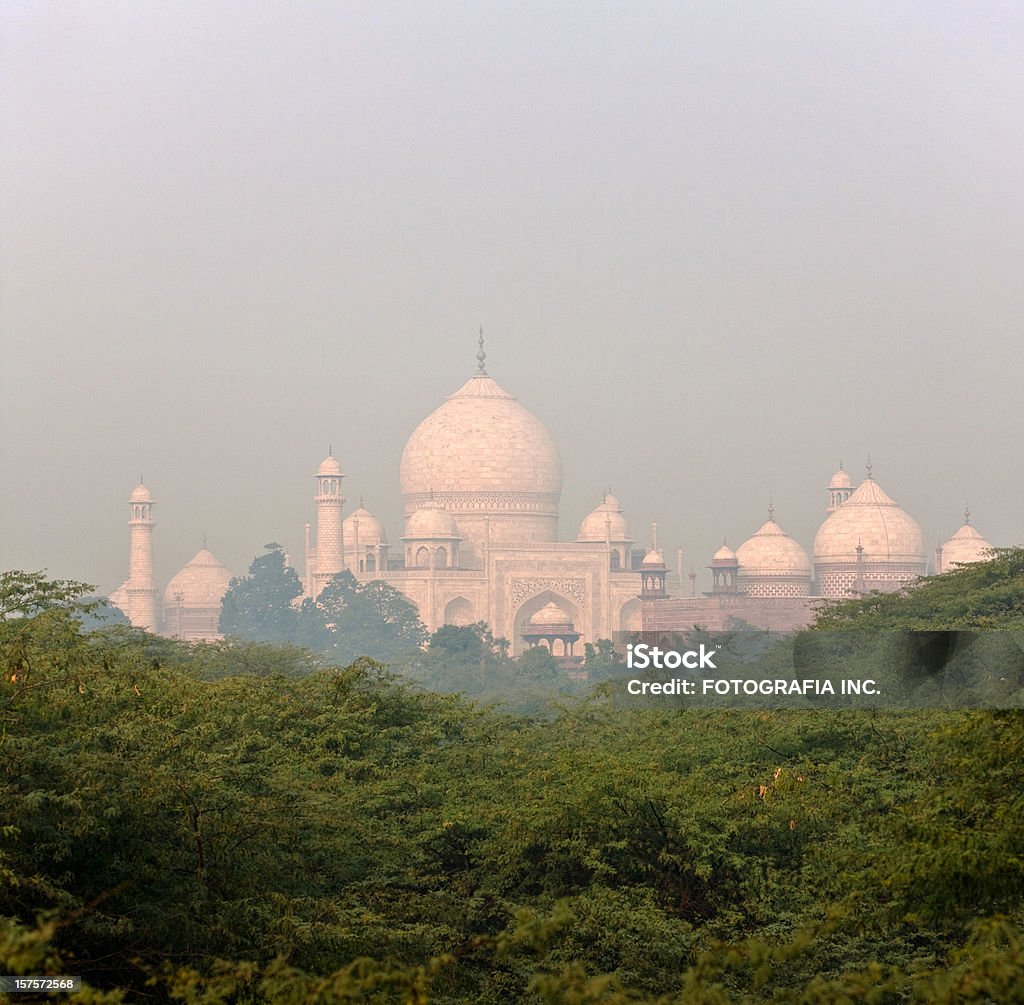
{"left": 110, "top": 338, "right": 995, "bottom": 648}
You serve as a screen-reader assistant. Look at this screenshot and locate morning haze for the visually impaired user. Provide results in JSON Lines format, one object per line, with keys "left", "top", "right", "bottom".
{"left": 1, "top": 1, "right": 1021, "bottom": 601}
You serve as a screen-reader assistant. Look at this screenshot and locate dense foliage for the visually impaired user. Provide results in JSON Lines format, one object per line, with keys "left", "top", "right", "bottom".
{"left": 2, "top": 555, "right": 1023, "bottom": 1002}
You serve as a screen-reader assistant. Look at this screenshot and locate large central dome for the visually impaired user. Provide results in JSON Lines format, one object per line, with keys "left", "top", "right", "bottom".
{"left": 400, "top": 368, "right": 563, "bottom": 563}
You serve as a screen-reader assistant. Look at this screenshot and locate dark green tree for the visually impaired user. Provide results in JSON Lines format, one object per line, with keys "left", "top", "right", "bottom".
{"left": 811, "top": 547, "right": 1024, "bottom": 630}
{"left": 218, "top": 543, "right": 303, "bottom": 643}
{"left": 583, "top": 638, "right": 625, "bottom": 679}
{"left": 305, "top": 571, "right": 426, "bottom": 665}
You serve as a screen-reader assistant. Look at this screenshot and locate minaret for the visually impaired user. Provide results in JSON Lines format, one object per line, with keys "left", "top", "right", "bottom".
{"left": 126, "top": 480, "right": 158, "bottom": 630}
{"left": 827, "top": 461, "right": 853, "bottom": 513}
{"left": 314, "top": 450, "right": 345, "bottom": 595}
{"left": 640, "top": 523, "right": 668, "bottom": 600}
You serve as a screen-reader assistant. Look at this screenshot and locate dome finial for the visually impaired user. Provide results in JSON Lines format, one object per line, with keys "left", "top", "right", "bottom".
{"left": 964, "top": 503, "right": 970, "bottom": 526}
{"left": 202, "top": 531, "right": 207, "bottom": 549}
{"left": 360, "top": 494, "right": 364, "bottom": 509}
{"left": 865, "top": 454, "right": 873, "bottom": 480}
{"left": 768, "top": 497, "right": 774, "bottom": 521}
{"left": 476, "top": 326, "right": 487, "bottom": 375}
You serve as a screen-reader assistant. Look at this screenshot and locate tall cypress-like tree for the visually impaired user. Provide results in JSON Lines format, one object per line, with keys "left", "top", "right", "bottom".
{"left": 218, "top": 543, "right": 303, "bottom": 643}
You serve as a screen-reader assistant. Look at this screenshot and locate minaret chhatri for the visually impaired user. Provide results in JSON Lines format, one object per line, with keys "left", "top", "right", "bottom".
{"left": 126, "top": 480, "right": 158, "bottom": 629}
{"left": 314, "top": 449, "right": 345, "bottom": 596}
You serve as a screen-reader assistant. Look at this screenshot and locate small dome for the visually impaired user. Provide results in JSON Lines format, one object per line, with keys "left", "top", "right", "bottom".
{"left": 164, "top": 548, "right": 233, "bottom": 609}
{"left": 344, "top": 506, "right": 387, "bottom": 546}
{"left": 577, "top": 494, "right": 630, "bottom": 541}
{"left": 129, "top": 482, "right": 152, "bottom": 502}
{"left": 317, "top": 454, "right": 342, "bottom": 476}
{"left": 528, "top": 602, "right": 575, "bottom": 630}
{"left": 712, "top": 544, "right": 737, "bottom": 563}
{"left": 940, "top": 521, "right": 993, "bottom": 570}
{"left": 641, "top": 548, "right": 666, "bottom": 568}
{"left": 814, "top": 478, "right": 925, "bottom": 565}
{"left": 404, "top": 504, "right": 461, "bottom": 540}
{"left": 737, "top": 519, "right": 811, "bottom": 576}
{"left": 829, "top": 467, "right": 853, "bottom": 490}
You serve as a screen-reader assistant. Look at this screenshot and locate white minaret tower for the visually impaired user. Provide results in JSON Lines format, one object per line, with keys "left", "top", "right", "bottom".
{"left": 125, "top": 480, "right": 158, "bottom": 629}
{"left": 314, "top": 451, "right": 345, "bottom": 596}
{"left": 827, "top": 461, "right": 853, "bottom": 513}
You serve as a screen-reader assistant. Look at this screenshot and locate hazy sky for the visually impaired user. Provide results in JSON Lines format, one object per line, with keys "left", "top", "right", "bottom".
{"left": 2, "top": 1, "right": 1022, "bottom": 596}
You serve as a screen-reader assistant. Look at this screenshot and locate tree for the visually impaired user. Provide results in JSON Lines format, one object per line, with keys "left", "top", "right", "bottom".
{"left": 0, "top": 570, "right": 98, "bottom": 620}
{"left": 811, "top": 547, "right": 1024, "bottom": 630}
{"left": 583, "top": 638, "right": 625, "bottom": 679}
{"left": 218, "top": 544, "right": 302, "bottom": 643}
{"left": 515, "top": 644, "right": 561, "bottom": 683}
{"left": 303, "top": 571, "right": 426, "bottom": 665}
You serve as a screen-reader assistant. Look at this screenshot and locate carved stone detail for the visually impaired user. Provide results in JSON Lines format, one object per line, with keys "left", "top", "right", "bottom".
{"left": 511, "top": 577, "right": 586, "bottom": 608}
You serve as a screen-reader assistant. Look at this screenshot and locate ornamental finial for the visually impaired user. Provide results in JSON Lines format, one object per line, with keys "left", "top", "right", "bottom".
{"left": 768, "top": 497, "right": 774, "bottom": 521}
{"left": 476, "top": 326, "right": 487, "bottom": 374}
{"left": 964, "top": 503, "right": 971, "bottom": 526}
{"left": 866, "top": 454, "right": 873, "bottom": 480}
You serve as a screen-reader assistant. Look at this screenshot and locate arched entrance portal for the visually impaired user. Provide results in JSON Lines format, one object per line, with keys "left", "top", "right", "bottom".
{"left": 512, "top": 591, "right": 582, "bottom": 659}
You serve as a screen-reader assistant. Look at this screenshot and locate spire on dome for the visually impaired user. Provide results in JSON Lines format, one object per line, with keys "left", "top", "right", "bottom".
{"left": 866, "top": 454, "right": 873, "bottom": 480}
{"left": 964, "top": 503, "right": 971, "bottom": 526}
{"left": 476, "top": 326, "right": 487, "bottom": 375}
{"left": 768, "top": 497, "right": 774, "bottom": 522}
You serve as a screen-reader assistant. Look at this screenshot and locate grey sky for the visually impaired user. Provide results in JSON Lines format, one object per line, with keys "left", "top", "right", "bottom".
{"left": 2, "top": 1, "right": 1022, "bottom": 596}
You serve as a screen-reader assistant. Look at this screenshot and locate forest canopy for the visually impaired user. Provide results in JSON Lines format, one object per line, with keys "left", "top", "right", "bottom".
{"left": 1, "top": 553, "right": 1022, "bottom": 1003}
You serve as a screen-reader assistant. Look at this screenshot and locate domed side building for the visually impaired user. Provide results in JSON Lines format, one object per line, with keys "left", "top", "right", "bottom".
{"left": 163, "top": 547, "right": 234, "bottom": 642}
{"left": 736, "top": 511, "right": 812, "bottom": 597}
{"left": 936, "top": 509, "right": 993, "bottom": 574}
{"left": 813, "top": 472, "right": 927, "bottom": 597}
{"left": 637, "top": 462, "right": 986, "bottom": 636}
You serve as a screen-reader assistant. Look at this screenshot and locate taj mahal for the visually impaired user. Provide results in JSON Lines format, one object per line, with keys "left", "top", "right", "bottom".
{"left": 109, "top": 337, "right": 996, "bottom": 650}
